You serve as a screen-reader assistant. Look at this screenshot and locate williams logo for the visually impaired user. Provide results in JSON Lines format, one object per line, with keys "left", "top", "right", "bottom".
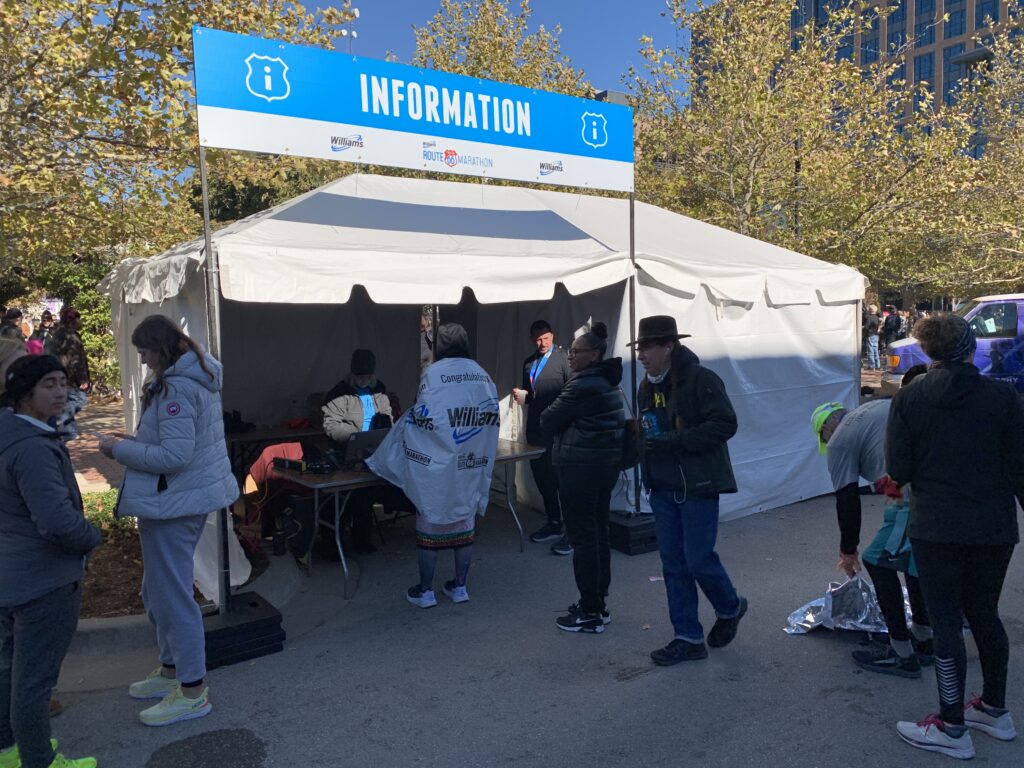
{"left": 457, "top": 453, "right": 490, "bottom": 471}
{"left": 581, "top": 112, "right": 608, "bottom": 149}
{"left": 447, "top": 402, "right": 500, "bottom": 445}
{"left": 539, "top": 161, "right": 564, "bottom": 176}
{"left": 422, "top": 140, "right": 437, "bottom": 149}
{"left": 244, "top": 53, "right": 290, "bottom": 102}
{"left": 330, "top": 135, "right": 365, "bottom": 152}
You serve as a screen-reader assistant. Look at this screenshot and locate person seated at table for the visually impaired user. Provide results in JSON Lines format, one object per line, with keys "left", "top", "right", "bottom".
{"left": 321, "top": 349, "right": 393, "bottom": 554}
{"left": 322, "top": 349, "right": 393, "bottom": 449}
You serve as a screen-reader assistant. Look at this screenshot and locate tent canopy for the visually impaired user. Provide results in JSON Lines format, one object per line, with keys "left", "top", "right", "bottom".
{"left": 102, "top": 173, "right": 867, "bottom": 522}
{"left": 102, "top": 173, "right": 864, "bottom": 307}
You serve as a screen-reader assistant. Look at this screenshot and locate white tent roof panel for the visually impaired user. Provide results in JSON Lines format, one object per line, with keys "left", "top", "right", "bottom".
{"left": 101, "top": 173, "right": 865, "bottom": 306}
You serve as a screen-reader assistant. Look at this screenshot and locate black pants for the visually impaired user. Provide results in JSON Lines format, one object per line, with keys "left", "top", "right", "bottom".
{"left": 863, "top": 561, "right": 929, "bottom": 642}
{"left": 529, "top": 444, "right": 562, "bottom": 525}
{"left": 0, "top": 582, "right": 81, "bottom": 768}
{"left": 911, "top": 539, "right": 1015, "bottom": 724}
{"left": 557, "top": 464, "right": 616, "bottom": 615}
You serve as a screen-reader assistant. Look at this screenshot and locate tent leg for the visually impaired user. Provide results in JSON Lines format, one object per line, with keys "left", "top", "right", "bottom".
{"left": 199, "top": 146, "right": 231, "bottom": 614}
{"left": 628, "top": 193, "right": 640, "bottom": 516}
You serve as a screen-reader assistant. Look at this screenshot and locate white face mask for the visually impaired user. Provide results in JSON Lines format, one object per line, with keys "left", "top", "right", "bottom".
{"left": 646, "top": 370, "right": 669, "bottom": 385}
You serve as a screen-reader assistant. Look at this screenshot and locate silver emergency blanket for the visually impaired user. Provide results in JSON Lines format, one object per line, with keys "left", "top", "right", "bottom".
{"left": 784, "top": 576, "right": 888, "bottom": 635}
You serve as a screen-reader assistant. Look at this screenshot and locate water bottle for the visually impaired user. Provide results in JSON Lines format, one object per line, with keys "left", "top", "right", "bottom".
{"left": 641, "top": 411, "right": 661, "bottom": 438}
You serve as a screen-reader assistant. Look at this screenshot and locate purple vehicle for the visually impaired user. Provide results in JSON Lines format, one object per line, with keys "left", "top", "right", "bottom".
{"left": 880, "top": 294, "right": 1024, "bottom": 396}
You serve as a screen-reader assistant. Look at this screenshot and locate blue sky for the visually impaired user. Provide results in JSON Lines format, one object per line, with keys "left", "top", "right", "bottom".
{"left": 323, "top": 0, "right": 684, "bottom": 92}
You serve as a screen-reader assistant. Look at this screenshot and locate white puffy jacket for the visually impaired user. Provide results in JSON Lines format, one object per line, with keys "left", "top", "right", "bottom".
{"left": 114, "top": 350, "right": 239, "bottom": 519}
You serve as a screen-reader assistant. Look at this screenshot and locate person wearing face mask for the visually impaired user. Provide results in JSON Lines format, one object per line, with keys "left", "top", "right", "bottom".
{"left": 0, "top": 356, "right": 102, "bottom": 768}
{"left": 634, "top": 316, "right": 747, "bottom": 666}
{"left": 539, "top": 321, "right": 624, "bottom": 633}
{"left": 321, "top": 349, "right": 394, "bottom": 554}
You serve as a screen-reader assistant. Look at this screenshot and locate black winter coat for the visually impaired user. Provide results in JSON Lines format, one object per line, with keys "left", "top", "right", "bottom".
{"left": 886, "top": 361, "right": 1024, "bottom": 546}
{"left": 540, "top": 358, "right": 625, "bottom": 468}
{"left": 638, "top": 345, "right": 738, "bottom": 495}
{"left": 521, "top": 346, "right": 571, "bottom": 444}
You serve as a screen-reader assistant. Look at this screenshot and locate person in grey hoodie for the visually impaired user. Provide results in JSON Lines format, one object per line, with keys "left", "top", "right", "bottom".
{"left": 0, "top": 355, "right": 101, "bottom": 768}
{"left": 98, "top": 316, "right": 238, "bottom": 729}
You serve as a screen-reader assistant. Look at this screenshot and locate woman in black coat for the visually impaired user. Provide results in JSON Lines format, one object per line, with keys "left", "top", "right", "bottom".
{"left": 540, "top": 322, "right": 625, "bottom": 634}
{"left": 888, "top": 313, "right": 1024, "bottom": 759}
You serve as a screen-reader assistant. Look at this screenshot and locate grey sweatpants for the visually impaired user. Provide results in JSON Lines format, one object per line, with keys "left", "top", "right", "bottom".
{"left": 0, "top": 581, "right": 81, "bottom": 768}
{"left": 139, "top": 514, "right": 208, "bottom": 685}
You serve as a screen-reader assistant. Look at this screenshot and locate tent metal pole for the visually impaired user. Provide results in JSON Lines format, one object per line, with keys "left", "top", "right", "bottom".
{"left": 199, "top": 146, "right": 232, "bottom": 614}
{"left": 628, "top": 192, "right": 640, "bottom": 516}
{"left": 431, "top": 304, "right": 440, "bottom": 360}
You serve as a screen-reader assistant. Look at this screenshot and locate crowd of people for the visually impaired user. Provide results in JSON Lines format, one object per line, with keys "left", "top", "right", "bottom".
{"left": 862, "top": 303, "right": 928, "bottom": 370}
{"left": 1, "top": 307, "right": 1021, "bottom": 766}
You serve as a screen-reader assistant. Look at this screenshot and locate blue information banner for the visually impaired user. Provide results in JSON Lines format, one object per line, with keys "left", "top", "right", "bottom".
{"left": 193, "top": 27, "right": 634, "bottom": 191}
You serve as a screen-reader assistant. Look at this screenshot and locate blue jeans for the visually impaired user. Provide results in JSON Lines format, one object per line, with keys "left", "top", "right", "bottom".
{"left": 649, "top": 492, "right": 741, "bottom": 643}
{"left": 866, "top": 335, "right": 880, "bottom": 369}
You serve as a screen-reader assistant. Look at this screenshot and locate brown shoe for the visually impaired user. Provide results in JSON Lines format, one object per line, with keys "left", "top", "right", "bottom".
{"left": 49, "top": 698, "right": 63, "bottom": 718}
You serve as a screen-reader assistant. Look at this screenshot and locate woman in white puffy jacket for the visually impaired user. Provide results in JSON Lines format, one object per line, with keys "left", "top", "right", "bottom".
{"left": 100, "top": 315, "right": 238, "bottom": 728}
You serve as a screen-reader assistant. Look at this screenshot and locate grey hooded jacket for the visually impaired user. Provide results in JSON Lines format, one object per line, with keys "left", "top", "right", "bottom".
{"left": 113, "top": 350, "right": 239, "bottom": 520}
{"left": 0, "top": 410, "right": 102, "bottom": 607}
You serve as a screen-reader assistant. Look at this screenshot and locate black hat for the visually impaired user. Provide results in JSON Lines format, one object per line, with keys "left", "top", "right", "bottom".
{"left": 629, "top": 315, "right": 691, "bottom": 346}
{"left": 3, "top": 355, "right": 67, "bottom": 405}
{"left": 350, "top": 348, "right": 376, "bottom": 376}
{"left": 41, "top": 310, "right": 53, "bottom": 320}
{"left": 4, "top": 308, "right": 22, "bottom": 320}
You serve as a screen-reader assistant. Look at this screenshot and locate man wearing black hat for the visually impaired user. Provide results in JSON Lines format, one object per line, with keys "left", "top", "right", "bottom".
{"left": 634, "top": 315, "right": 747, "bottom": 666}
{"left": 321, "top": 349, "right": 394, "bottom": 553}
{"left": 29, "top": 310, "right": 55, "bottom": 347}
{"left": 512, "top": 320, "right": 572, "bottom": 553}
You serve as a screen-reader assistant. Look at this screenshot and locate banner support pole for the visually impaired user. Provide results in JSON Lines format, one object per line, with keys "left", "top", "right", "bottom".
{"left": 199, "top": 145, "right": 232, "bottom": 615}
{"left": 628, "top": 192, "right": 640, "bottom": 516}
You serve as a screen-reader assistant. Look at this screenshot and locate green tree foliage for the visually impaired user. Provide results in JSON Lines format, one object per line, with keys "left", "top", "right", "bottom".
{"left": 630, "top": 0, "right": 1023, "bottom": 297}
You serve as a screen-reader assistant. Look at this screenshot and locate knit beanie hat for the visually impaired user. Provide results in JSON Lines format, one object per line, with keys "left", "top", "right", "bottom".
{"left": 2, "top": 355, "right": 67, "bottom": 406}
{"left": 0, "top": 339, "right": 27, "bottom": 396}
{"left": 350, "top": 348, "right": 376, "bottom": 376}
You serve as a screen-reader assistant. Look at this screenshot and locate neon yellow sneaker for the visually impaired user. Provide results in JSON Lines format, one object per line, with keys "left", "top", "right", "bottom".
{"left": 47, "top": 754, "right": 97, "bottom": 768}
{"left": 128, "top": 668, "right": 178, "bottom": 700}
{"left": 0, "top": 739, "right": 59, "bottom": 768}
{"left": 139, "top": 686, "right": 211, "bottom": 727}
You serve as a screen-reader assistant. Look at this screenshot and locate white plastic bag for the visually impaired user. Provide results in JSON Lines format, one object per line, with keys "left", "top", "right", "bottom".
{"left": 193, "top": 511, "right": 252, "bottom": 603}
{"left": 500, "top": 393, "right": 522, "bottom": 443}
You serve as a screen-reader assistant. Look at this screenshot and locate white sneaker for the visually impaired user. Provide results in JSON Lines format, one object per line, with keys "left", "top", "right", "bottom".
{"left": 897, "top": 715, "right": 975, "bottom": 759}
{"left": 128, "top": 668, "right": 178, "bottom": 700}
{"left": 443, "top": 580, "right": 469, "bottom": 603}
{"left": 406, "top": 585, "right": 437, "bottom": 608}
{"left": 965, "top": 696, "right": 1016, "bottom": 740}
{"left": 139, "top": 685, "right": 212, "bottom": 727}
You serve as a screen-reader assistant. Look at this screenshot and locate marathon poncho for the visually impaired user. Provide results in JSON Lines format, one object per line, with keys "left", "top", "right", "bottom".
{"left": 367, "top": 357, "right": 500, "bottom": 525}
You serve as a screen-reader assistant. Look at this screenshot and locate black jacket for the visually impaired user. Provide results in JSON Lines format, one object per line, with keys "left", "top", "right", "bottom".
{"left": 886, "top": 361, "right": 1024, "bottom": 546}
{"left": 0, "top": 411, "right": 101, "bottom": 607}
{"left": 540, "top": 358, "right": 625, "bottom": 468}
{"left": 638, "top": 345, "right": 739, "bottom": 495}
{"left": 521, "top": 346, "right": 571, "bottom": 444}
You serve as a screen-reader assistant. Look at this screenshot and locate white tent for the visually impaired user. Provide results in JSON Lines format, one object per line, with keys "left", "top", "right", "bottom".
{"left": 102, "top": 173, "right": 866, "bottom": 520}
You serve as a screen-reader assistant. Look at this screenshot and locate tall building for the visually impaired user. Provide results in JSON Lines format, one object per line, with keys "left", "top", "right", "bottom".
{"left": 790, "top": 1, "right": 1020, "bottom": 106}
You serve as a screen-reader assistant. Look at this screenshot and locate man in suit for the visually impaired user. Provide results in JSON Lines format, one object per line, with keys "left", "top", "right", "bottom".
{"left": 512, "top": 320, "right": 572, "bottom": 554}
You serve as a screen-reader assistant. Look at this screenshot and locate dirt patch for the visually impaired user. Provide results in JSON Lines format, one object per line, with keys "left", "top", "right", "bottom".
{"left": 81, "top": 527, "right": 144, "bottom": 619}
{"left": 80, "top": 527, "right": 271, "bottom": 620}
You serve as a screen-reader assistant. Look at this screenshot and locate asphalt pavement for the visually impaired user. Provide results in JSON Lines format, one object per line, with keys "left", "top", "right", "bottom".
{"left": 53, "top": 493, "right": 1023, "bottom": 768}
